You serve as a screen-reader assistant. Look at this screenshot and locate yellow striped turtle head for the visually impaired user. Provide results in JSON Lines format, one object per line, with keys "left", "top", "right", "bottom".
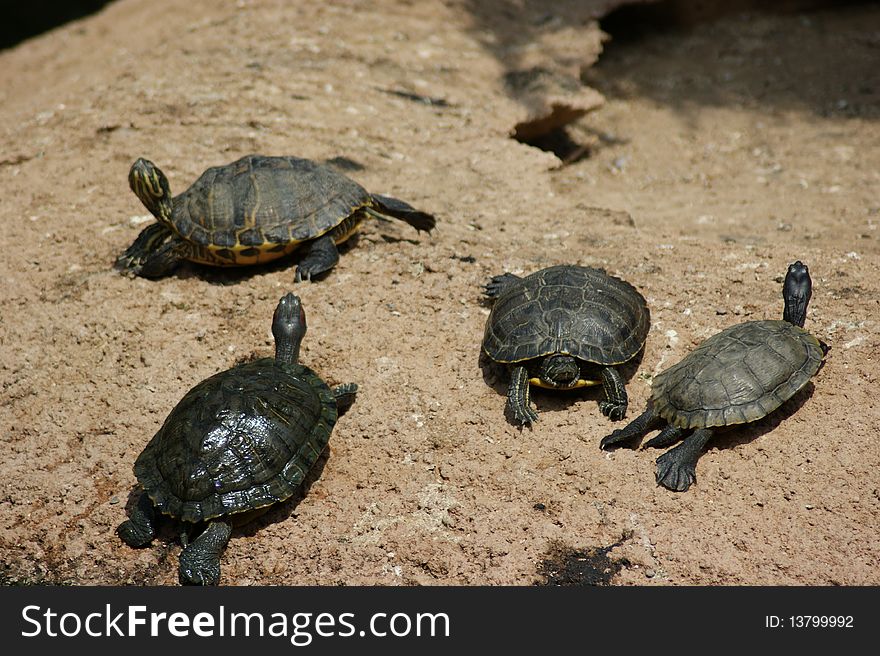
{"left": 536, "top": 354, "right": 582, "bottom": 388}
{"left": 129, "top": 158, "right": 173, "bottom": 224}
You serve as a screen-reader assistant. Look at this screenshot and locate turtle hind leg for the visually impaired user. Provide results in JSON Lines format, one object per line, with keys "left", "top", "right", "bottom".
{"left": 600, "top": 406, "right": 661, "bottom": 450}
{"left": 483, "top": 273, "right": 522, "bottom": 300}
{"left": 599, "top": 367, "right": 628, "bottom": 421}
{"left": 295, "top": 234, "right": 339, "bottom": 282}
{"left": 178, "top": 520, "right": 232, "bottom": 586}
{"left": 655, "top": 428, "right": 713, "bottom": 492}
{"left": 368, "top": 194, "right": 436, "bottom": 233}
{"left": 114, "top": 223, "right": 186, "bottom": 278}
{"left": 117, "top": 492, "right": 157, "bottom": 548}
{"left": 506, "top": 364, "right": 538, "bottom": 427}
{"left": 644, "top": 424, "right": 685, "bottom": 449}
{"left": 332, "top": 383, "right": 359, "bottom": 415}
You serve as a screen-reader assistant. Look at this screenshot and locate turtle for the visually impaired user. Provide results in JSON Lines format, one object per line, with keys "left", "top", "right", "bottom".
{"left": 116, "top": 292, "right": 357, "bottom": 585}
{"left": 114, "top": 154, "right": 436, "bottom": 281}
{"left": 600, "top": 261, "right": 826, "bottom": 492}
{"left": 481, "top": 264, "right": 650, "bottom": 426}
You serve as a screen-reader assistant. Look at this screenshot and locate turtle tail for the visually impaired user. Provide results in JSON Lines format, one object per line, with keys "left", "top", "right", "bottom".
{"left": 368, "top": 194, "right": 436, "bottom": 233}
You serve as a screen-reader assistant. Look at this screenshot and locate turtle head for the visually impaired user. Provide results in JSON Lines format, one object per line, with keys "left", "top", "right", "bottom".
{"left": 129, "top": 158, "right": 173, "bottom": 224}
{"left": 272, "top": 292, "right": 307, "bottom": 365}
{"left": 782, "top": 260, "right": 812, "bottom": 328}
{"left": 538, "top": 354, "right": 581, "bottom": 388}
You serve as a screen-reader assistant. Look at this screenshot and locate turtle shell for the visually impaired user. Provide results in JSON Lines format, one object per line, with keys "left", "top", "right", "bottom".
{"left": 650, "top": 320, "right": 824, "bottom": 430}
{"left": 169, "top": 155, "right": 371, "bottom": 253}
{"left": 482, "top": 265, "right": 650, "bottom": 365}
{"left": 133, "top": 358, "right": 337, "bottom": 524}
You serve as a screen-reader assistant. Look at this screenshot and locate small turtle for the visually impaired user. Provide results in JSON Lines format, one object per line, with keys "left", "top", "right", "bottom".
{"left": 115, "top": 154, "right": 435, "bottom": 281}
{"left": 601, "top": 261, "right": 826, "bottom": 492}
{"left": 482, "top": 264, "right": 650, "bottom": 426}
{"left": 117, "top": 293, "right": 357, "bottom": 584}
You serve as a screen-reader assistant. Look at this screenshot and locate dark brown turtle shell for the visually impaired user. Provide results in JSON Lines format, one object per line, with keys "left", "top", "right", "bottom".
{"left": 482, "top": 264, "right": 650, "bottom": 366}
{"left": 133, "top": 358, "right": 337, "bottom": 524}
{"left": 650, "top": 319, "right": 824, "bottom": 429}
{"left": 169, "top": 154, "right": 371, "bottom": 252}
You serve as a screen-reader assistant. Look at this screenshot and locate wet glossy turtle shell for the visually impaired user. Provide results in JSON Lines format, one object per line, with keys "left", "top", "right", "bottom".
{"left": 168, "top": 155, "right": 371, "bottom": 262}
{"left": 482, "top": 265, "right": 650, "bottom": 366}
{"left": 133, "top": 358, "right": 337, "bottom": 524}
{"left": 650, "top": 320, "right": 824, "bottom": 430}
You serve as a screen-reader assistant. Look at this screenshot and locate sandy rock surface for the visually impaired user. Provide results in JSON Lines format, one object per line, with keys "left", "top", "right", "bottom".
{"left": 0, "top": 0, "right": 877, "bottom": 585}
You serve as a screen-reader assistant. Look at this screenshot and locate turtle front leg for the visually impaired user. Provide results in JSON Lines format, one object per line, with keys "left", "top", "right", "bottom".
{"left": 599, "top": 367, "right": 628, "bottom": 421}
{"left": 295, "top": 234, "right": 340, "bottom": 282}
{"left": 117, "top": 492, "right": 157, "bottom": 548}
{"left": 600, "top": 406, "right": 661, "bottom": 449}
{"left": 655, "top": 428, "right": 713, "bottom": 492}
{"left": 178, "top": 520, "right": 233, "bottom": 586}
{"left": 115, "top": 223, "right": 187, "bottom": 278}
{"left": 506, "top": 364, "right": 538, "bottom": 426}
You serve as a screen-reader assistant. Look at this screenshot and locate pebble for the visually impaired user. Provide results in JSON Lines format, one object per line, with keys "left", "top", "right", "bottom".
{"left": 129, "top": 214, "right": 153, "bottom": 227}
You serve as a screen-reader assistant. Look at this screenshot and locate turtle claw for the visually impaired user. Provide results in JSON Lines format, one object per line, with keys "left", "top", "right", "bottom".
{"left": 117, "top": 493, "right": 157, "bottom": 547}
{"left": 176, "top": 521, "right": 232, "bottom": 586}
{"left": 600, "top": 428, "right": 627, "bottom": 450}
{"left": 655, "top": 450, "right": 697, "bottom": 492}
{"left": 654, "top": 428, "right": 712, "bottom": 492}
{"left": 484, "top": 273, "right": 521, "bottom": 299}
{"left": 511, "top": 404, "right": 539, "bottom": 427}
{"left": 113, "top": 256, "right": 139, "bottom": 276}
{"left": 295, "top": 263, "right": 332, "bottom": 283}
{"left": 599, "top": 400, "right": 626, "bottom": 422}
{"left": 117, "top": 520, "right": 154, "bottom": 548}
{"left": 178, "top": 560, "right": 221, "bottom": 586}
